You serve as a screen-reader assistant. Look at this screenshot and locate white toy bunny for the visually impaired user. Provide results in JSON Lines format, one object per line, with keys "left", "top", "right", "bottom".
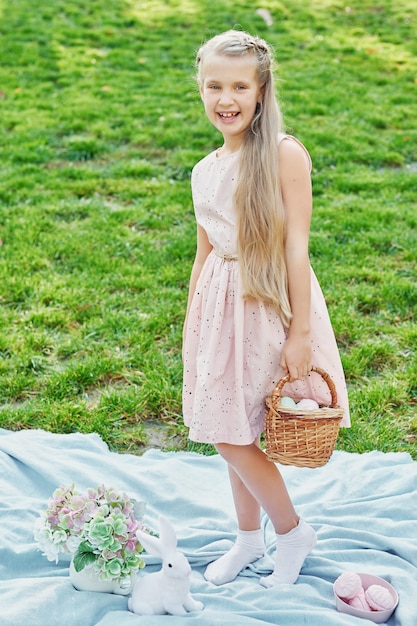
{"left": 128, "top": 515, "right": 204, "bottom": 616}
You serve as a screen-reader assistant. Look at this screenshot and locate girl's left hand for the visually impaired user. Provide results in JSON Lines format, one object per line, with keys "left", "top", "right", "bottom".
{"left": 280, "top": 334, "right": 312, "bottom": 382}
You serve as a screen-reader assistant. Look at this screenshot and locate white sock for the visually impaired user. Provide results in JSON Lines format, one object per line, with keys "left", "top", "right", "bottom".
{"left": 204, "top": 528, "right": 265, "bottom": 585}
{"left": 260, "top": 519, "right": 317, "bottom": 587}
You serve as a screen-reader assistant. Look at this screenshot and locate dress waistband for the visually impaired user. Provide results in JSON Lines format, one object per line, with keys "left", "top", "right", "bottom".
{"left": 214, "top": 250, "right": 238, "bottom": 261}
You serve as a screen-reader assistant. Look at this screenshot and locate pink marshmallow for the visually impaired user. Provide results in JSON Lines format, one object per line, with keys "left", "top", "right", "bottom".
{"left": 334, "top": 572, "right": 363, "bottom": 600}
{"left": 349, "top": 589, "right": 371, "bottom": 611}
{"left": 365, "top": 584, "right": 395, "bottom": 611}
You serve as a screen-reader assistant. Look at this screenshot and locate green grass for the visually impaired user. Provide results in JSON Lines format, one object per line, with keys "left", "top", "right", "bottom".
{"left": 0, "top": 0, "right": 416, "bottom": 458}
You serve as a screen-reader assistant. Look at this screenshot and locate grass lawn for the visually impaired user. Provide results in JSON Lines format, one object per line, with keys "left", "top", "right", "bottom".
{"left": 0, "top": 0, "right": 416, "bottom": 458}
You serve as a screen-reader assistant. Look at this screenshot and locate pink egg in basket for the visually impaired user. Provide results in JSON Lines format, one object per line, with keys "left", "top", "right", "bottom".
{"left": 334, "top": 573, "right": 398, "bottom": 623}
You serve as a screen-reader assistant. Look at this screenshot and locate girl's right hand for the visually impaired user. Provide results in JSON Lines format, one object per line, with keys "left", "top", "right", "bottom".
{"left": 280, "top": 333, "right": 312, "bottom": 382}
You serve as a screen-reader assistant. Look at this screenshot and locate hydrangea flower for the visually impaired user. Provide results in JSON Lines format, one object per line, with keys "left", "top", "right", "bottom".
{"left": 34, "top": 484, "right": 146, "bottom": 583}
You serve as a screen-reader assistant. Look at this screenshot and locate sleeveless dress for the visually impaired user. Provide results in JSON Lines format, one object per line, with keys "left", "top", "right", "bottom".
{"left": 182, "top": 135, "right": 350, "bottom": 445}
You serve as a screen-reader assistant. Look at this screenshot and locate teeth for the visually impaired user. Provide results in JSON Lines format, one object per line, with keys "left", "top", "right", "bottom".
{"left": 220, "top": 113, "right": 237, "bottom": 118}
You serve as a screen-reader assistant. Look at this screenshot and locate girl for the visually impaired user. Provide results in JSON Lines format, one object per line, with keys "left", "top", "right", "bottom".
{"left": 182, "top": 30, "right": 350, "bottom": 588}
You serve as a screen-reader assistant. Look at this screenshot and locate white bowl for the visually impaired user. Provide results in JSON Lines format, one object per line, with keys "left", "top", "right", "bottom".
{"left": 334, "top": 573, "right": 398, "bottom": 623}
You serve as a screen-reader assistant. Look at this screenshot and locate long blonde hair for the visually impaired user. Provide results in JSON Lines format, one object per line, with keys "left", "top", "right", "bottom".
{"left": 196, "top": 30, "right": 292, "bottom": 327}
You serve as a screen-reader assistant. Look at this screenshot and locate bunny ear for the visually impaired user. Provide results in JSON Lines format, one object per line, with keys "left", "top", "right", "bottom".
{"left": 135, "top": 516, "right": 178, "bottom": 558}
{"left": 136, "top": 528, "right": 164, "bottom": 558}
{"left": 158, "top": 515, "right": 178, "bottom": 552}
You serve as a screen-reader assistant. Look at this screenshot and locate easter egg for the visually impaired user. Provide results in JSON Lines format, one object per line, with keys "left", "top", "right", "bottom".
{"left": 349, "top": 590, "right": 371, "bottom": 611}
{"left": 279, "top": 396, "right": 297, "bottom": 408}
{"left": 334, "top": 572, "right": 363, "bottom": 600}
{"left": 297, "top": 398, "right": 319, "bottom": 410}
{"left": 365, "top": 584, "right": 396, "bottom": 611}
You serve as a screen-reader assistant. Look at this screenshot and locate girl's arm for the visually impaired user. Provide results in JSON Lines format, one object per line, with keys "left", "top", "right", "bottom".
{"left": 183, "top": 224, "right": 213, "bottom": 344}
{"left": 279, "top": 138, "right": 313, "bottom": 381}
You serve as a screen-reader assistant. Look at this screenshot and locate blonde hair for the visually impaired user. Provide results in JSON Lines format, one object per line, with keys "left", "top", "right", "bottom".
{"left": 196, "top": 30, "right": 292, "bottom": 327}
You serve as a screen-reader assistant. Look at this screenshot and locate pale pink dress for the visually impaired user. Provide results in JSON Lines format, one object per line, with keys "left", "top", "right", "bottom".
{"left": 182, "top": 135, "right": 350, "bottom": 445}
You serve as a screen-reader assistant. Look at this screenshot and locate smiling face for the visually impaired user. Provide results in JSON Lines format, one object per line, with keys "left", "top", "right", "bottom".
{"left": 199, "top": 54, "right": 264, "bottom": 152}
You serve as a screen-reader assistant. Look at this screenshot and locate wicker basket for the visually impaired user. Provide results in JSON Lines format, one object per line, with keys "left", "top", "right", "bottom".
{"left": 264, "top": 366, "right": 343, "bottom": 468}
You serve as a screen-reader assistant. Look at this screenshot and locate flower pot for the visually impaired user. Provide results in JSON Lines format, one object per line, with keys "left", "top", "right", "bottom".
{"left": 69, "top": 559, "right": 135, "bottom": 595}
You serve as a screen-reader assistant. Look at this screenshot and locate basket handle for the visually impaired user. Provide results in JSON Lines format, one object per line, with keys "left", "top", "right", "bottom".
{"left": 270, "top": 365, "right": 339, "bottom": 409}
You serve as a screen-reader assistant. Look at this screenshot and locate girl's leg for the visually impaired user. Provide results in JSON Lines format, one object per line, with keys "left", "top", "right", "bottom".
{"left": 228, "top": 463, "right": 261, "bottom": 530}
{"left": 207, "top": 442, "right": 316, "bottom": 586}
{"left": 218, "top": 442, "right": 299, "bottom": 533}
{"left": 204, "top": 466, "right": 265, "bottom": 585}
